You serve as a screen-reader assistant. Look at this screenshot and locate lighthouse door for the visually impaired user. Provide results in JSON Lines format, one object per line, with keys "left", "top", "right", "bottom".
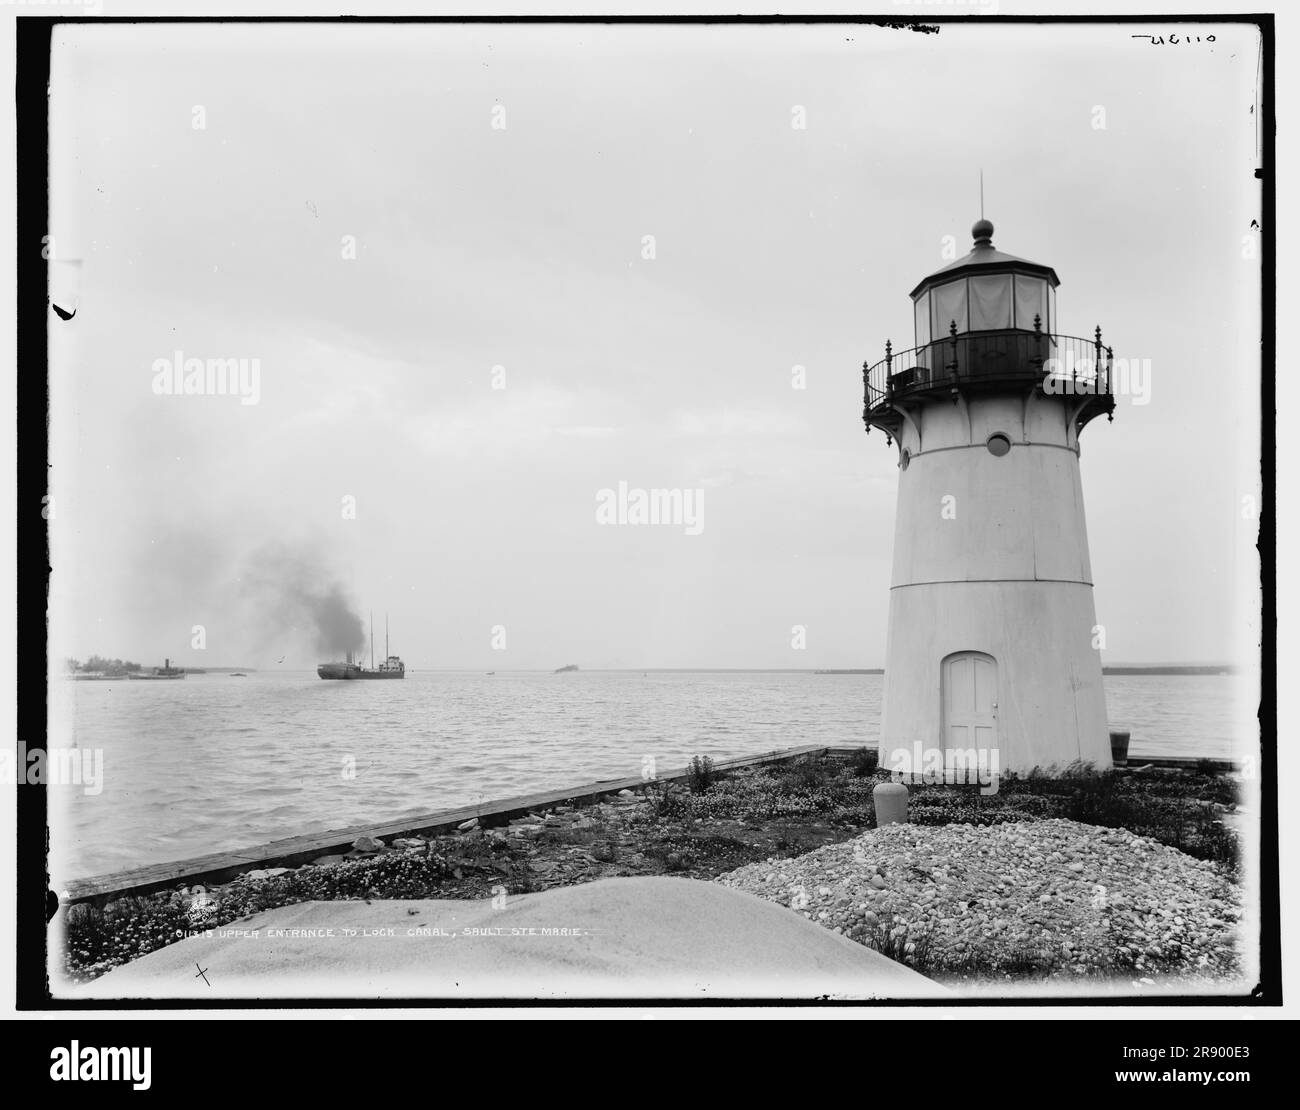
{"left": 942, "top": 652, "right": 998, "bottom": 754}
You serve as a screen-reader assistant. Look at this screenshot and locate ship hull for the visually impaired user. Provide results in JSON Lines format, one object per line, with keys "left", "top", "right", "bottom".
{"left": 317, "top": 664, "right": 404, "bottom": 680}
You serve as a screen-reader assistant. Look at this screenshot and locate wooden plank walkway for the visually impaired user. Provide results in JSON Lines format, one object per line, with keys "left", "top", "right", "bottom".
{"left": 1114, "top": 755, "right": 1240, "bottom": 773}
{"left": 59, "top": 744, "right": 834, "bottom": 907}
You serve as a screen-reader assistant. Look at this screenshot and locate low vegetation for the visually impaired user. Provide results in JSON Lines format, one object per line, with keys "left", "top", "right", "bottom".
{"left": 685, "top": 754, "right": 717, "bottom": 793}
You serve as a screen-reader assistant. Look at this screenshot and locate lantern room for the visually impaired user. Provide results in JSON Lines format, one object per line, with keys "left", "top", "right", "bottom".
{"left": 909, "top": 219, "right": 1059, "bottom": 346}
{"left": 862, "top": 219, "right": 1114, "bottom": 443}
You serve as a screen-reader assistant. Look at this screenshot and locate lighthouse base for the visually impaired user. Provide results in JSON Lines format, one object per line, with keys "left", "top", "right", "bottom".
{"left": 879, "top": 580, "right": 1112, "bottom": 775}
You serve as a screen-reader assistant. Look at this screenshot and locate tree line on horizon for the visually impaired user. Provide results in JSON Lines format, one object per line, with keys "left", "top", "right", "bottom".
{"left": 64, "top": 656, "right": 143, "bottom": 675}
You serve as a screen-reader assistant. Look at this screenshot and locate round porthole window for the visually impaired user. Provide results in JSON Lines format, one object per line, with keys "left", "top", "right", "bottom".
{"left": 900, "top": 449, "right": 911, "bottom": 471}
{"left": 986, "top": 433, "right": 1011, "bottom": 457}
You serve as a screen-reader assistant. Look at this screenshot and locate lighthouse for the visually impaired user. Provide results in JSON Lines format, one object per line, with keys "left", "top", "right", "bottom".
{"left": 863, "top": 219, "right": 1115, "bottom": 775}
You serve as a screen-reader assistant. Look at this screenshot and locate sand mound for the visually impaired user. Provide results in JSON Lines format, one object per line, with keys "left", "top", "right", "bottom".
{"left": 65, "top": 876, "right": 943, "bottom": 1000}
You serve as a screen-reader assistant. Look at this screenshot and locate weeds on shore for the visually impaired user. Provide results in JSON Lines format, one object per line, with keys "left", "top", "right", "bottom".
{"left": 685, "top": 755, "right": 716, "bottom": 793}
{"left": 848, "top": 747, "right": 879, "bottom": 778}
{"left": 642, "top": 780, "right": 677, "bottom": 824}
{"left": 650, "top": 754, "right": 874, "bottom": 825}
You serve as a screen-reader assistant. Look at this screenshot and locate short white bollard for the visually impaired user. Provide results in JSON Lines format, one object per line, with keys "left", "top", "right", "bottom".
{"left": 873, "top": 781, "right": 909, "bottom": 827}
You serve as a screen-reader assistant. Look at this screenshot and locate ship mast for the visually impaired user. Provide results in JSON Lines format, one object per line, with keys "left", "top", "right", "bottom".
{"left": 385, "top": 612, "right": 389, "bottom": 659}
{"left": 370, "top": 610, "right": 374, "bottom": 670}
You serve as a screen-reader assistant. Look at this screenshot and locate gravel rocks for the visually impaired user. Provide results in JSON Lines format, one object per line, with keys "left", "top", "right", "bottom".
{"left": 718, "top": 818, "right": 1244, "bottom": 984}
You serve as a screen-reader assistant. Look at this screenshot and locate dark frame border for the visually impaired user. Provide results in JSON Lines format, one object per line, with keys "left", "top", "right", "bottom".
{"left": 16, "top": 11, "right": 1279, "bottom": 1012}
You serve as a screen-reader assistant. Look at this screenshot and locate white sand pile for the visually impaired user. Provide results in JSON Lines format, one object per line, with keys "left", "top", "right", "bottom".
{"left": 65, "top": 876, "right": 945, "bottom": 1000}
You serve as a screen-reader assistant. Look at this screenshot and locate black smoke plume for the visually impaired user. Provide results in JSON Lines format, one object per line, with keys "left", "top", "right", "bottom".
{"left": 242, "top": 545, "right": 366, "bottom": 659}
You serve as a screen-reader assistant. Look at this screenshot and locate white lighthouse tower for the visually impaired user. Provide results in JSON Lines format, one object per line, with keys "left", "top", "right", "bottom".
{"left": 863, "top": 218, "right": 1114, "bottom": 775}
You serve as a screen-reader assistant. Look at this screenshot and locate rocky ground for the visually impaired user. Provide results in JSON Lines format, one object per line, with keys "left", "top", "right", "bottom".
{"left": 718, "top": 817, "right": 1246, "bottom": 987}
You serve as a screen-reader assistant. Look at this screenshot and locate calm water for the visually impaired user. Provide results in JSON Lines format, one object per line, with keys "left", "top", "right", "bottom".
{"left": 47, "top": 671, "right": 1257, "bottom": 881}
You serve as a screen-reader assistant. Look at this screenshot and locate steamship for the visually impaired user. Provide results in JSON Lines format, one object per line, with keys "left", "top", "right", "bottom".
{"left": 127, "top": 658, "right": 186, "bottom": 680}
{"left": 317, "top": 613, "right": 405, "bottom": 680}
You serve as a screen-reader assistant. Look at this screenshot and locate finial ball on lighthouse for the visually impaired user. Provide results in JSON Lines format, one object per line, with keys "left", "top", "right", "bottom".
{"left": 971, "top": 218, "right": 994, "bottom": 246}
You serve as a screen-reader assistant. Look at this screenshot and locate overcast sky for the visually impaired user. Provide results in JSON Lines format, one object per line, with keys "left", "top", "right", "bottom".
{"left": 46, "top": 20, "right": 1262, "bottom": 669}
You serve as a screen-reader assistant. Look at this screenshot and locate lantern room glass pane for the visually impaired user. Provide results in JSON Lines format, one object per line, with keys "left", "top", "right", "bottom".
{"left": 914, "top": 291, "right": 931, "bottom": 347}
{"left": 931, "top": 280, "right": 968, "bottom": 336}
{"left": 1014, "top": 275, "right": 1048, "bottom": 331}
{"left": 1048, "top": 284, "right": 1057, "bottom": 334}
{"left": 969, "top": 275, "right": 1013, "bottom": 330}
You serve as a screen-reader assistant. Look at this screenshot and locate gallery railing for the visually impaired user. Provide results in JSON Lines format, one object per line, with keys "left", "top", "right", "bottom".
{"left": 863, "top": 326, "right": 1113, "bottom": 418}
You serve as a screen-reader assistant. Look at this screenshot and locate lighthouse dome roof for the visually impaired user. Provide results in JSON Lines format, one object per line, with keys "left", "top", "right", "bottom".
{"left": 909, "top": 219, "right": 1059, "bottom": 299}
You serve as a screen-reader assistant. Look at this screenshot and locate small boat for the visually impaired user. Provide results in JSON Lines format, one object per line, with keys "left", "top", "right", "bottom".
{"left": 554, "top": 663, "right": 579, "bottom": 674}
{"left": 128, "top": 658, "right": 186, "bottom": 680}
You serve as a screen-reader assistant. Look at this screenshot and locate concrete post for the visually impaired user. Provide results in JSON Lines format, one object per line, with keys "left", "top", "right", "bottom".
{"left": 873, "top": 781, "right": 909, "bottom": 827}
